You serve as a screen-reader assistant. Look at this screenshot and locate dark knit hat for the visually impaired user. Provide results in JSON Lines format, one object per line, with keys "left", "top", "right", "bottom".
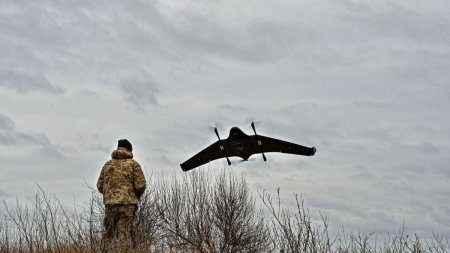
{"left": 118, "top": 139, "right": 132, "bottom": 151}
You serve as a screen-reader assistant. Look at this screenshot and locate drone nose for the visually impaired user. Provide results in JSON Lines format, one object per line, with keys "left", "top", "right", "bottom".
{"left": 311, "top": 147, "right": 317, "bottom": 156}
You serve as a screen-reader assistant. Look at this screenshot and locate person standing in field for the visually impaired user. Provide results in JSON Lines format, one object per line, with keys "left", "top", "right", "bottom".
{"left": 97, "top": 139, "right": 146, "bottom": 253}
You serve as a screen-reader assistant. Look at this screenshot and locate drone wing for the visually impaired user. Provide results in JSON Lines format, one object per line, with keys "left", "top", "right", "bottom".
{"left": 180, "top": 141, "right": 229, "bottom": 172}
{"left": 255, "top": 135, "right": 316, "bottom": 157}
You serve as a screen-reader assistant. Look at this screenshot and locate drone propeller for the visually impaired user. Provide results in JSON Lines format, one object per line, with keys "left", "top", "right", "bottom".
{"left": 251, "top": 121, "right": 267, "bottom": 162}
{"left": 212, "top": 126, "right": 231, "bottom": 166}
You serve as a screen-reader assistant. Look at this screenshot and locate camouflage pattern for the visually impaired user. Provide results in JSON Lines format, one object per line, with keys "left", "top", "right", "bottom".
{"left": 97, "top": 147, "right": 146, "bottom": 205}
{"left": 97, "top": 147, "right": 146, "bottom": 252}
{"left": 101, "top": 205, "right": 136, "bottom": 253}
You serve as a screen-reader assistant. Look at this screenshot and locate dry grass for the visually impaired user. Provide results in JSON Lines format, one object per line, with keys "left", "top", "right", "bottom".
{"left": 1, "top": 171, "right": 449, "bottom": 253}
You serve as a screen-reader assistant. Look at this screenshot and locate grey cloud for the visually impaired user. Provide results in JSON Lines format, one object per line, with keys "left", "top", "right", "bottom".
{"left": 0, "top": 0, "right": 307, "bottom": 66}
{"left": 152, "top": 154, "right": 174, "bottom": 167}
{"left": 74, "top": 133, "right": 111, "bottom": 155}
{"left": 308, "top": 196, "right": 367, "bottom": 219}
{"left": 0, "top": 114, "right": 15, "bottom": 131}
{"left": 0, "top": 129, "right": 51, "bottom": 147}
{"left": 338, "top": 1, "right": 450, "bottom": 45}
{"left": 0, "top": 114, "right": 62, "bottom": 159}
{"left": 218, "top": 104, "right": 255, "bottom": 117}
{"left": 0, "top": 0, "right": 449, "bottom": 238}
{"left": 0, "top": 70, "right": 65, "bottom": 95}
{"left": 74, "top": 89, "right": 101, "bottom": 99}
{"left": 350, "top": 165, "right": 376, "bottom": 180}
{"left": 417, "top": 141, "right": 439, "bottom": 154}
{"left": 88, "top": 144, "right": 110, "bottom": 154}
{"left": 219, "top": 104, "right": 251, "bottom": 114}
{"left": 121, "top": 78, "right": 159, "bottom": 110}
{"left": 32, "top": 145, "right": 64, "bottom": 160}
{"left": 0, "top": 188, "right": 11, "bottom": 198}
{"left": 335, "top": 0, "right": 371, "bottom": 13}
{"left": 160, "top": 8, "right": 314, "bottom": 64}
{"left": 435, "top": 209, "right": 450, "bottom": 229}
{"left": 0, "top": 2, "right": 71, "bottom": 47}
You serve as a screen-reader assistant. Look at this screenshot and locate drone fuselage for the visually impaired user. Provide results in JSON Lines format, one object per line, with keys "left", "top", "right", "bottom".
{"left": 226, "top": 127, "right": 255, "bottom": 160}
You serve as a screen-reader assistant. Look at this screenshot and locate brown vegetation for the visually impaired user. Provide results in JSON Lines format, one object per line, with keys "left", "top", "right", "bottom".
{"left": 1, "top": 171, "right": 449, "bottom": 253}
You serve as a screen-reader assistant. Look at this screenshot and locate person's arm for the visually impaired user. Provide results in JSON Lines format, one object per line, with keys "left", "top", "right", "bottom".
{"left": 133, "top": 162, "right": 146, "bottom": 199}
{"left": 96, "top": 162, "right": 108, "bottom": 194}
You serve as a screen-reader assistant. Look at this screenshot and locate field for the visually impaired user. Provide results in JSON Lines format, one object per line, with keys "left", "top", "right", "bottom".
{"left": 1, "top": 171, "right": 448, "bottom": 253}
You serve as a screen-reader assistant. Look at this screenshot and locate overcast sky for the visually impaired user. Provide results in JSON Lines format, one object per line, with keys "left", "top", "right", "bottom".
{"left": 1, "top": 0, "right": 449, "bottom": 238}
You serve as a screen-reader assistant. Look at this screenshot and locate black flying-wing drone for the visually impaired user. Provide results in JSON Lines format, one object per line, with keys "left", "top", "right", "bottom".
{"left": 180, "top": 122, "right": 316, "bottom": 171}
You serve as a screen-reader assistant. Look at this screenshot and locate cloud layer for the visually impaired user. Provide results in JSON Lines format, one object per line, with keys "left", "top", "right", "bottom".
{"left": 1, "top": 0, "right": 449, "bottom": 238}
{"left": 0, "top": 70, "right": 65, "bottom": 95}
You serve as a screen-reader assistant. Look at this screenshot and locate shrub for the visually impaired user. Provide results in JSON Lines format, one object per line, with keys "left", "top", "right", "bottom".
{"left": 0, "top": 170, "right": 448, "bottom": 253}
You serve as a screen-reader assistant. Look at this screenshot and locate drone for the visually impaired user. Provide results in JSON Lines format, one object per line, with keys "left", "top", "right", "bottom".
{"left": 180, "top": 122, "right": 316, "bottom": 171}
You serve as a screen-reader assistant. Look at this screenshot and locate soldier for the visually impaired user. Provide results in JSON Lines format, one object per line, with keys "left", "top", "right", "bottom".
{"left": 97, "top": 139, "right": 146, "bottom": 253}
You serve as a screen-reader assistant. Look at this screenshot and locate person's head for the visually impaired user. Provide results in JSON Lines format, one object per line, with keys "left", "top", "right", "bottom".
{"left": 118, "top": 139, "right": 132, "bottom": 152}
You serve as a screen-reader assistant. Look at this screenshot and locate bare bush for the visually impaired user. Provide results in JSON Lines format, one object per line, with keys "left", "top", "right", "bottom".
{"left": 260, "top": 189, "right": 450, "bottom": 253}
{"left": 134, "top": 174, "right": 164, "bottom": 251}
{"left": 155, "top": 170, "right": 270, "bottom": 252}
{"left": 213, "top": 172, "right": 270, "bottom": 252}
{"left": 260, "top": 189, "right": 332, "bottom": 253}
{"left": 0, "top": 171, "right": 449, "bottom": 253}
{"left": 0, "top": 185, "right": 103, "bottom": 253}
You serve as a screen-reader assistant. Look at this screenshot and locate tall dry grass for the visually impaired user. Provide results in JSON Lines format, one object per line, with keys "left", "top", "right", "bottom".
{"left": 1, "top": 170, "right": 449, "bottom": 253}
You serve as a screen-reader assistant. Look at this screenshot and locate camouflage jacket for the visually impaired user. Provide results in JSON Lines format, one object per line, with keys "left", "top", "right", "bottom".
{"left": 97, "top": 147, "right": 146, "bottom": 205}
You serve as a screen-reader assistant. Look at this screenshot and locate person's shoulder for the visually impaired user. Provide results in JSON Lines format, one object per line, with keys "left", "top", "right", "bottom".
{"left": 129, "top": 159, "right": 142, "bottom": 167}
{"left": 103, "top": 160, "right": 113, "bottom": 166}
{"left": 130, "top": 159, "right": 140, "bottom": 164}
